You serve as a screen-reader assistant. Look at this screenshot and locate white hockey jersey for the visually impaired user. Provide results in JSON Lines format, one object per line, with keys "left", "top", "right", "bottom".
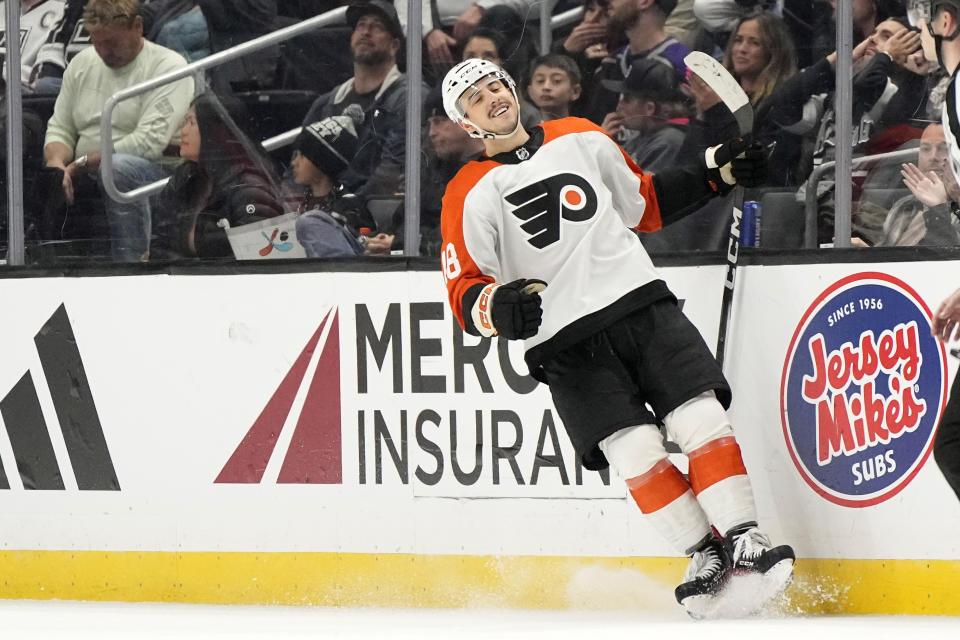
{"left": 0, "top": 0, "right": 65, "bottom": 85}
{"left": 441, "top": 117, "right": 675, "bottom": 377}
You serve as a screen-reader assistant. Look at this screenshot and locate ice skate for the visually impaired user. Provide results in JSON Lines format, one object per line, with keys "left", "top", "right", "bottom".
{"left": 675, "top": 536, "right": 731, "bottom": 619}
{"left": 709, "top": 526, "right": 795, "bottom": 618}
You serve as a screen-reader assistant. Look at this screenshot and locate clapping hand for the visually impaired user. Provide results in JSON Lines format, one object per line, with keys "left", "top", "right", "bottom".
{"left": 901, "top": 162, "right": 948, "bottom": 208}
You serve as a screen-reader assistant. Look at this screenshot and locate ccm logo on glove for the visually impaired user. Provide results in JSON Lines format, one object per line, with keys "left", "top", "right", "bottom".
{"left": 471, "top": 278, "right": 548, "bottom": 340}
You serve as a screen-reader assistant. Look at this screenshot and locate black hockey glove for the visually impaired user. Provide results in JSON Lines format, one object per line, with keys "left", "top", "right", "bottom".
{"left": 472, "top": 279, "right": 547, "bottom": 340}
{"left": 704, "top": 136, "right": 769, "bottom": 194}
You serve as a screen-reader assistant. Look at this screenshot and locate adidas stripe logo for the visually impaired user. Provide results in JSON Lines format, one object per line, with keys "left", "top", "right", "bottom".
{"left": 0, "top": 304, "right": 119, "bottom": 491}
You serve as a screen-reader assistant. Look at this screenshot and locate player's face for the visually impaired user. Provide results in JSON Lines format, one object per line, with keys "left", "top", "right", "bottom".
{"left": 918, "top": 124, "right": 948, "bottom": 176}
{"left": 179, "top": 107, "right": 200, "bottom": 163}
{"left": 730, "top": 19, "right": 769, "bottom": 77}
{"left": 527, "top": 66, "right": 580, "bottom": 111}
{"left": 291, "top": 150, "right": 326, "bottom": 186}
{"left": 460, "top": 76, "right": 519, "bottom": 136}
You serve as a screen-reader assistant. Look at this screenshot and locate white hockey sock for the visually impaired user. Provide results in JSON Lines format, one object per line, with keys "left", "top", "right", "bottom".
{"left": 663, "top": 393, "right": 759, "bottom": 537}
{"left": 600, "top": 426, "right": 712, "bottom": 554}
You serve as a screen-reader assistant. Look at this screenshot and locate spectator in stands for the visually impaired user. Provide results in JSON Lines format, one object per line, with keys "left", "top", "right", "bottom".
{"left": 768, "top": 16, "right": 930, "bottom": 240}
{"left": 526, "top": 54, "right": 582, "bottom": 121}
{"left": 600, "top": 57, "right": 690, "bottom": 173}
{"left": 853, "top": 123, "right": 960, "bottom": 246}
{"left": 712, "top": 11, "right": 798, "bottom": 185}
{"left": 462, "top": 27, "right": 505, "bottom": 64}
{"left": 0, "top": 0, "right": 66, "bottom": 90}
{"left": 300, "top": 0, "right": 418, "bottom": 199}
{"left": 586, "top": 0, "right": 690, "bottom": 125}
{"left": 142, "top": 0, "right": 210, "bottom": 63}
{"left": 153, "top": 93, "right": 283, "bottom": 258}
{"left": 29, "top": 0, "right": 84, "bottom": 95}
{"left": 42, "top": 0, "right": 194, "bottom": 262}
{"left": 722, "top": 11, "right": 796, "bottom": 109}
{"left": 555, "top": 0, "right": 612, "bottom": 119}
{"left": 291, "top": 115, "right": 369, "bottom": 258}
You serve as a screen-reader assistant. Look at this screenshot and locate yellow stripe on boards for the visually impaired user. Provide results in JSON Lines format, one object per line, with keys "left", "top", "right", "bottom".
{"left": 1, "top": 552, "right": 958, "bottom": 615}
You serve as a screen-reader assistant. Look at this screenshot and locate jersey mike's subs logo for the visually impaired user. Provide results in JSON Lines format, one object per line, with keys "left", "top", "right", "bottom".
{"left": 505, "top": 173, "right": 598, "bottom": 249}
{"left": 780, "top": 272, "right": 947, "bottom": 508}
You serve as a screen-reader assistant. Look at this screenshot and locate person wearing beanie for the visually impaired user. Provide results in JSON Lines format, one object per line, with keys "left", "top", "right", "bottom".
{"left": 292, "top": 115, "right": 370, "bottom": 258}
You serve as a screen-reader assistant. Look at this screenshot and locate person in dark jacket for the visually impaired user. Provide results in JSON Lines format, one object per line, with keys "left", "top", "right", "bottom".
{"left": 154, "top": 93, "right": 283, "bottom": 258}
{"left": 298, "top": 0, "right": 423, "bottom": 200}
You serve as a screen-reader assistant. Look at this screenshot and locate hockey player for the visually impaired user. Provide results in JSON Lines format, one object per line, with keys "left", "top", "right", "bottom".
{"left": 910, "top": 0, "right": 960, "bottom": 504}
{"left": 439, "top": 58, "right": 794, "bottom": 617}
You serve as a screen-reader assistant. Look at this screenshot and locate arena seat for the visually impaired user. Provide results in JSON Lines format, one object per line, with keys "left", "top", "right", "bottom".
{"left": 759, "top": 187, "right": 805, "bottom": 249}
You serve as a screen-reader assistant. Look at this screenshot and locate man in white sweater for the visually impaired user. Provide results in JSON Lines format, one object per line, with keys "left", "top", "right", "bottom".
{"left": 43, "top": 0, "right": 193, "bottom": 262}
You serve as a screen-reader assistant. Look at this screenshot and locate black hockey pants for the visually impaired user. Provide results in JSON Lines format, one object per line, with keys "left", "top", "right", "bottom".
{"left": 934, "top": 370, "right": 960, "bottom": 502}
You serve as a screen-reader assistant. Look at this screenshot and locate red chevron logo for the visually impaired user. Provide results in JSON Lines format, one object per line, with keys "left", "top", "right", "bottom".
{"left": 216, "top": 308, "right": 342, "bottom": 484}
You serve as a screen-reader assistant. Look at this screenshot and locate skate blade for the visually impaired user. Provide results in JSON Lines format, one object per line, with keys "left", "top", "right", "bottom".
{"left": 684, "top": 559, "right": 794, "bottom": 620}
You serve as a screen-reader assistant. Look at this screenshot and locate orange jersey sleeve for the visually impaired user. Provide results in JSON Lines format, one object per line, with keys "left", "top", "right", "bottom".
{"left": 440, "top": 159, "right": 502, "bottom": 332}
{"left": 540, "top": 118, "right": 663, "bottom": 233}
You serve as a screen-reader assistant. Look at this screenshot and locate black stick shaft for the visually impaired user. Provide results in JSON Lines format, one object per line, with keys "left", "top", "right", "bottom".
{"left": 716, "top": 185, "right": 745, "bottom": 368}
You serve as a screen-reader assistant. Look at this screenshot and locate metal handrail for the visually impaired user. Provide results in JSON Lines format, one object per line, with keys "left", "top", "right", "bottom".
{"left": 803, "top": 148, "right": 918, "bottom": 248}
{"left": 99, "top": 7, "right": 348, "bottom": 203}
{"left": 542, "top": 5, "right": 585, "bottom": 53}
{"left": 99, "top": 4, "right": 585, "bottom": 205}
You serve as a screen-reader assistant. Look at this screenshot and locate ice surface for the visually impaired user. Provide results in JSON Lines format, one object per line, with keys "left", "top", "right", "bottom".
{"left": 0, "top": 600, "right": 957, "bottom": 640}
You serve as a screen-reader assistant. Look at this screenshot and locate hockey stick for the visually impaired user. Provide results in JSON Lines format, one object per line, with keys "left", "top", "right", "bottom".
{"left": 683, "top": 52, "right": 755, "bottom": 369}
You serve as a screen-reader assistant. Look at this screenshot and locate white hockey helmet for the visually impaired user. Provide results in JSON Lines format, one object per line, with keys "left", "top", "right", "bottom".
{"left": 442, "top": 58, "right": 521, "bottom": 139}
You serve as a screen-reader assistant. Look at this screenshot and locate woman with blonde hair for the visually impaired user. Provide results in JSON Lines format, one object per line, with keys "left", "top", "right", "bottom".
{"left": 722, "top": 11, "right": 797, "bottom": 110}
{"left": 688, "top": 11, "right": 801, "bottom": 185}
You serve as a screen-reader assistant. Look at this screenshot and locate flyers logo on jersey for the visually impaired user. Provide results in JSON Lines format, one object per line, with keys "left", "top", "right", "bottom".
{"left": 505, "top": 173, "right": 598, "bottom": 249}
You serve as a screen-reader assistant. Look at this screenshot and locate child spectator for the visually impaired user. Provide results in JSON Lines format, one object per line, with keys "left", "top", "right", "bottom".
{"left": 526, "top": 54, "right": 582, "bottom": 121}
{"left": 291, "top": 116, "right": 370, "bottom": 258}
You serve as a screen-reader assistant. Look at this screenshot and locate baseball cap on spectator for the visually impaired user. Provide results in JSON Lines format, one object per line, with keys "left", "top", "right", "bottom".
{"left": 295, "top": 116, "right": 360, "bottom": 179}
{"left": 601, "top": 57, "right": 682, "bottom": 101}
{"left": 346, "top": 0, "right": 404, "bottom": 40}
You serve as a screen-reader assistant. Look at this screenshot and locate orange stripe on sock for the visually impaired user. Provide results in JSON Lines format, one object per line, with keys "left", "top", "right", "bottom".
{"left": 625, "top": 459, "right": 690, "bottom": 514}
{"left": 687, "top": 437, "right": 747, "bottom": 494}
